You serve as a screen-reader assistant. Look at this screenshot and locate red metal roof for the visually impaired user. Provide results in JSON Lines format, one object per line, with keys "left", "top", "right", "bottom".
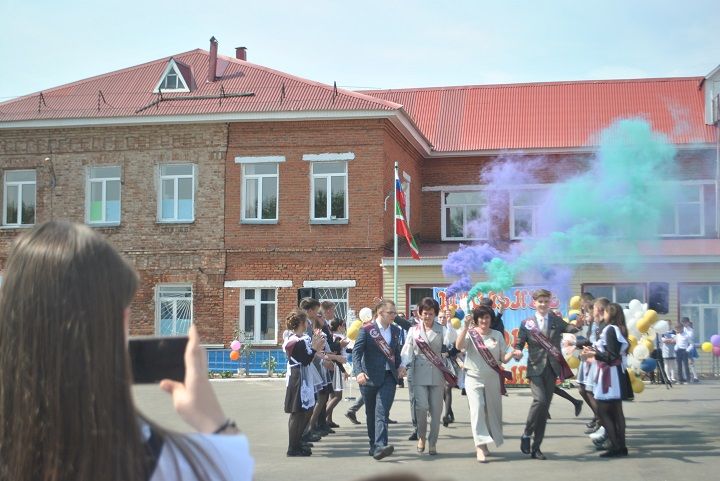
{"left": 0, "top": 49, "right": 401, "bottom": 122}
{"left": 360, "top": 78, "right": 717, "bottom": 151}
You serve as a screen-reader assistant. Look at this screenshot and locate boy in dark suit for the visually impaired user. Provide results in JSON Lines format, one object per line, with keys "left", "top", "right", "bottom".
{"left": 512, "top": 288, "right": 578, "bottom": 460}
{"left": 353, "top": 299, "right": 407, "bottom": 460}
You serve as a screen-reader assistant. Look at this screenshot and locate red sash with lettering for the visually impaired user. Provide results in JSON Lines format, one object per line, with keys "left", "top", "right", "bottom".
{"left": 468, "top": 329, "right": 512, "bottom": 395}
{"left": 364, "top": 323, "right": 396, "bottom": 366}
{"left": 525, "top": 318, "right": 575, "bottom": 381}
{"left": 414, "top": 331, "right": 458, "bottom": 387}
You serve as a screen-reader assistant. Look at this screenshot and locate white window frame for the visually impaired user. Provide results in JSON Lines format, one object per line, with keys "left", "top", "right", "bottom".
{"left": 441, "top": 190, "right": 487, "bottom": 241}
{"left": 679, "top": 284, "right": 720, "bottom": 342}
{"left": 155, "top": 284, "right": 193, "bottom": 336}
{"left": 304, "top": 153, "right": 353, "bottom": 224}
{"left": 510, "top": 188, "right": 545, "bottom": 239}
{"left": 241, "top": 288, "right": 279, "bottom": 345}
{"left": 582, "top": 283, "right": 646, "bottom": 309}
{"left": 660, "top": 183, "right": 705, "bottom": 237}
{"left": 239, "top": 159, "right": 280, "bottom": 223}
{"left": 2, "top": 170, "right": 36, "bottom": 227}
{"left": 157, "top": 163, "right": 196, "bottom": 223}
{"left": 153, "top": 59, "right": 191, "bottom": 93}
{"left": 86, "top": 166, "right": 121, "bottom": 226}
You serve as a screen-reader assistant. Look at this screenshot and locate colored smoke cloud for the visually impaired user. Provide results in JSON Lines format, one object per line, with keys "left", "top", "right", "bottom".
{"left": 443, "top": 118, "right": 678, "bottom": 301}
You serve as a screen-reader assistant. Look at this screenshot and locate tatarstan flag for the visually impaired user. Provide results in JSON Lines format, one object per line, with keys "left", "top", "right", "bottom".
{"left": 395, "top": 172, "right": 420, "bottom": 260}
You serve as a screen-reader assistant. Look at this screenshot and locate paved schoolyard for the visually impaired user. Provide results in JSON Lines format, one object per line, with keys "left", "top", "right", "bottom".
{"left": 133, "top": 379, "right": 720, "bottom": 481}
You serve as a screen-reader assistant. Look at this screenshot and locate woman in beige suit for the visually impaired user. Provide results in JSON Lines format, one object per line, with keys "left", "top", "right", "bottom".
{"left": 401, "top": 297, "right": 447, "bottom": 455}
{"left": 457, "top": 306, "right": 513, "bottom": 462}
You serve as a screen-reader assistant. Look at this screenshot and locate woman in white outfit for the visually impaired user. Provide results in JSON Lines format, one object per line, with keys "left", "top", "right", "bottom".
{"left": 456, "top": 306, "right": 513, "bottom": 463}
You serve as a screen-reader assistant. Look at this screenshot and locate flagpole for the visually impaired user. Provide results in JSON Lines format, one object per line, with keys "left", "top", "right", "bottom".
{"left": 393, "top": 161, "right": 399, "bottom": 304}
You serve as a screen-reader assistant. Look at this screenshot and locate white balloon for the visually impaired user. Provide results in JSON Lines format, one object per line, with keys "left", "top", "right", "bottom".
{"left": 628, "top": 299, "right": 642, "bottom": 314}
{"left": 358, "top": 307, "right": 373, "bottom": 322}
{"left": 623, "top": 309, "right": 631, "bottom": 320}
{"left": 633, "top": 344, "right": 649, "bottom": 360}
{"left": 627, "top": 354, "right": 641, "bottom": 370}
{"left": 654, "top": 320, "right": 670, "bottom": 335}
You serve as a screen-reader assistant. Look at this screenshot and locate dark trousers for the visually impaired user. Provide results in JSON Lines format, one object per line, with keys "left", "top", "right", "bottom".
{"left": 525, "top": 365, "right": 556, "bottom": 450}
{"left": 676, "top": 349, "right": 690, "bottom": 383}
{"left": 361, "top": 371, "right": 397, "bottom": 450}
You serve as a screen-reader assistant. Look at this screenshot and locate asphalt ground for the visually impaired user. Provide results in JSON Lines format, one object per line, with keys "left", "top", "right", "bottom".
{"left": 133, "top": 379, "right": 720, "bottom": 481}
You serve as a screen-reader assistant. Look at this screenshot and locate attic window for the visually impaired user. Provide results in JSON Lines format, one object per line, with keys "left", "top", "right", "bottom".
{"left": 153, "top": 59, "right": 190, "bottom": 93}
{"left": 161, "top": 67, "right": 186, "bottom": 90}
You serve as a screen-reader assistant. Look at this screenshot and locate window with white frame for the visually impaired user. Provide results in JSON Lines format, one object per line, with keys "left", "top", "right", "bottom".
{"left": 242, "top": 163, "right": 278, "bottom": 222}
{"left": 314, "top": 287, "right": 349, "bottom": 322}
{"left": 158, "top": 164, "right": 195, "bottom": 222}
{"left": 311, "top": 161, "right": 347, "bottom": 221}
{"left": 87, "top": 166, "right": 121, "bottom": 225}
{"left": 154, "top": 60, "right": 190, "bottom": 93}
{"left": 660, "top": 184, "right": 704, "bottom": 237}
{"left": 442, "top": 191, "right": 487, "bottom": 240}
{"left": 241, "top": 288, "right": 278, "bottom": 343}
{"left": 511, "top": 189, "right": 544, "bottom": 239}
{"left": 583, "top": 283, "right": 646, "bottom": 309}
{"left": 157, "top": 285, "right": 193, "bottom": 336}
{"left": 3, "top": 170, "right": 36, "bottom": 227}
{"left": 679, "top": 284, "right": 720, "bottom": 342}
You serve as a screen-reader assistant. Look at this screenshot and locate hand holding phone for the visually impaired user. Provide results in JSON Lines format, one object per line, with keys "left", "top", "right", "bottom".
{"left": 158, "top": 325, "right": 227, "bottom": 433}
{"left": 129, "top": 336, "right": 188, "bottom": 383}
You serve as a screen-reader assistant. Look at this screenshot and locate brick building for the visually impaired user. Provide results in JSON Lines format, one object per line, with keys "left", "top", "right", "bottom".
{"left": 1, "top": 39, "right": 719, "bottom": 356}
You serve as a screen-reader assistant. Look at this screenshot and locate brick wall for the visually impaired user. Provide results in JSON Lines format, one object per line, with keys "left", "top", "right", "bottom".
{"left": 0, "top": 124, "right": 228, "bottom": 342}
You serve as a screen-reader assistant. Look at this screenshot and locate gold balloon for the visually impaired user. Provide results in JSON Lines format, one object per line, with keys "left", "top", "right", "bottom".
{"left": 628, "top": 335, "right": 638, "bottom": 353}
{"left": 347, "top": 319, "right": 363, "bottom": 341}
{"left": 631, "top": 379, "right": 645, "bottom": 394}
{"left": 566, "top": 356, "right": 580, "bottom": 369}
{"left": 628, "top": 369, "right": 636, "bottom": 382}
{"left": 702, "top": 342, "right": 713, "bottom": 353}
{"left": 642, "top": 337, "right": 654, "bottom": 352}
{"left": 451, "top": 317, "right": 461, "bottom": 329}
{"left": 636, "top": 314, "right": 654, "bottom": 334}
{"left": 569, "top": 295, "right": 581, "bottom": 310}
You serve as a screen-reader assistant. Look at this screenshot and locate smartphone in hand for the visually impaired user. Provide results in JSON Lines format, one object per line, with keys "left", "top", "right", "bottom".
{"left": 128, "top": 336, "right": 188, "bottom": 384}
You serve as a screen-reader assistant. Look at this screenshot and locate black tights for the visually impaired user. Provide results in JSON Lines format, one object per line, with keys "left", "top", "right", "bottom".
{"left": 288, "top": 411, "right": 312, "bottom": 451}
{"left": 443, "top": 385, "right": 453, "bottom": 417}
{"left": 596, "top": 400, "right": 626, "bottom": 450}
{"left": 554, "top": 386, "right": 580, "bottom": 406}
{"left": 578, "top": 385, "right": 598, "bottom": 420}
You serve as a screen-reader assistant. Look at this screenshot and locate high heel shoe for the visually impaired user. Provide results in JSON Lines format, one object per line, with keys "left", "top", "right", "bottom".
{"left": 416, "top": 439, "right": 426, "bottom": 453}
{"left": 442, "top": 415, "right": 450, "bottom": 427}
{"left": 428, "top": 445, "right": 437, "bottom": 455}
{"left": 476, "top": 448, "right": 487, "bottom": 463}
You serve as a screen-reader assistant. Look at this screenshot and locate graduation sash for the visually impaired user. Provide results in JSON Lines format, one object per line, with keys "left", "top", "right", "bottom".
{"left": 414, "top": 331, "right": 458, "bottom": 387}
{"left": 468, "top": 329, "right": 512, "bottom": 394}
{"left": 364, "top": 323, "right": 396, "bottom": 366}
{"left": 525, "top": 318, "right": 575, "bottom": 381}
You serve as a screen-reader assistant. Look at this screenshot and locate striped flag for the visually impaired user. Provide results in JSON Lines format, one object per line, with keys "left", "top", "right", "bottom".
{"left": 395, "top": 172, "right": 420, "bottom": 260}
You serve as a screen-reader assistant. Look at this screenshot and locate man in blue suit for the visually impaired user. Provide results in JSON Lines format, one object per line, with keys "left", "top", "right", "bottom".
{"left": 353, "top": 300, "right": 407, "bottom": 460}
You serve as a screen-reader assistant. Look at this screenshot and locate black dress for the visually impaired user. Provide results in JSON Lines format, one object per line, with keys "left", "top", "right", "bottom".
{"left": 284, "top": 337, "right": 317, "bottom": 413}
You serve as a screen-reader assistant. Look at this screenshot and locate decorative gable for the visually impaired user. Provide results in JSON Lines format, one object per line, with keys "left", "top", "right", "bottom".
{"left": 153, "top": 58, "right": 191, "bottom": 93}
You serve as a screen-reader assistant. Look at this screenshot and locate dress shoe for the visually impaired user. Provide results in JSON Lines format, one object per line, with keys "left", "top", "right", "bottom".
{"left": 387, "top": 418, "right": 398, "bottom": 424}
{"left": 373, "top": 445, "right": 395, "bottom": 460}
{"left": 531, "top": 449, "right": 546, "bottom": 460}
{"left": 408, "top": 431, "right": 418, "bottom": 441}
{"left": 428, "top": 445, "right": 437, "bottom": 455}
{"left": 345, "top": 412, "right": 361, "bottom": 425}
{"left": 442, "top": 415, "right": 450, "bottom": 427}
{"left": 327, "top": 421, "right": 340, "bottom": 428}
{"left": 574, "top": 400, "right": 583, "bottom": 417}
{"left": 599, "top": 448, "right": 623, "bottom": 458}
{"left": 448, "top": 411, "right": 455, "bottom": 423}
{"left": 302, "top": 432, "right": 321, "bottom": 442}
{"left": 520, "top": 435, "right": 531, "bottom": 454}
{"left": 287, "top": 448, "right": 311, "bottom": 457}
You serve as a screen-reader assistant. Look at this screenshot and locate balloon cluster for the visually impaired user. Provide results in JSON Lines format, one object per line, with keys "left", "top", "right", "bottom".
{"left": 701, "top": 334, "right": 720, "bottom": 356}
{"left": 229, "top": 339, "right": 242, "bottom": 361}
{"left": 449, "top": 307, "right": 465, "bottom": 330}
{"left": 347, "top": 307, "right": 373, "bottom": 341}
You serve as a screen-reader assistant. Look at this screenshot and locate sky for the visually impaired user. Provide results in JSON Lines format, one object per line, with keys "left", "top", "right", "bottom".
{"left": 0, "top": 0, "right": 719, "bottom": 101}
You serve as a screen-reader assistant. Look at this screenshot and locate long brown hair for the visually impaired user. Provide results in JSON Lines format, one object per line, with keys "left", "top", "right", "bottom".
{"left": 0, "top": 222, "right": 223, "bottom": 481}
{"left": 606, "top": 303, "right": 628, "bottom": 338}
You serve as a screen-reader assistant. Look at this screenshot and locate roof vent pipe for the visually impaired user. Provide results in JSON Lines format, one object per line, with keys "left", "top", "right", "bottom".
{"left": 235, "top": 47, "right": 247, "bottom": 61}
{"left": 208, "top": 36, "right": 218, "bottom": 83}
